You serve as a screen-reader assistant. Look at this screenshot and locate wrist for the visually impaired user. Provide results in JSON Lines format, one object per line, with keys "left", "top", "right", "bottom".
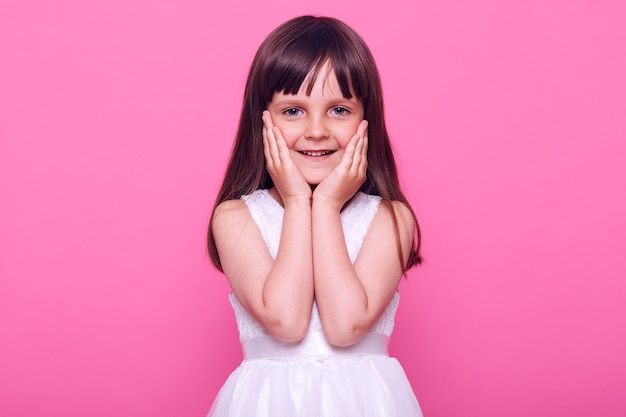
{"left": 283, "top": 194, "right": 312, "bottom": 208}
{"left": 311, "top": 193, "right": 344, "bottom": 212}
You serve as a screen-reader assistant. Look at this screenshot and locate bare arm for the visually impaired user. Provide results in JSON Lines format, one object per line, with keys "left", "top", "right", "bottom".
{"left": 312, "top": 121, "right": 414, "bottom": 346}
{"left": 211, "top": 113, "right": 314, "bottom": 342}
{"left": 312, "top": 199, "right": 414, "bottom": 346}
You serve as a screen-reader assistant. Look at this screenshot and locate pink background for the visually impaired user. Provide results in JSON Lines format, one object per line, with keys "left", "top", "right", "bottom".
{"left": 1, "top": 0, "right": 625, "bottom": 416}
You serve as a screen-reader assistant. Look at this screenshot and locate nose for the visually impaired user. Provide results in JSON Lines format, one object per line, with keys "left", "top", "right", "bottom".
{"left": 304, "top": 115, "right": 329, "bottom": 140}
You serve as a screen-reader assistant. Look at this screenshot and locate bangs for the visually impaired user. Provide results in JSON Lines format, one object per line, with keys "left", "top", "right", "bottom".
{"left": 258, "top": 18, "right": 369, "bottom": 104}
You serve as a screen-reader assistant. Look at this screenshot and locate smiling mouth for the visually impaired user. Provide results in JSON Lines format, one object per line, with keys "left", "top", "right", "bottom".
{"left": 299, "top": 150, "right": 335, "bottom": 157}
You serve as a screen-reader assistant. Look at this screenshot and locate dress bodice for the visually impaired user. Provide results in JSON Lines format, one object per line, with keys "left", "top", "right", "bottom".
{"left": 229, "top": 189, "right": 399, "bottom": 345}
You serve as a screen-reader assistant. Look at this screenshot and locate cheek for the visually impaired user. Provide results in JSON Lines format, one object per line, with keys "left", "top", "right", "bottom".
{"left": 272, "top": 122, "right": 299, "bottom": 147}
{"left": 337, "top": 123, "right": 359, "bottom": 146}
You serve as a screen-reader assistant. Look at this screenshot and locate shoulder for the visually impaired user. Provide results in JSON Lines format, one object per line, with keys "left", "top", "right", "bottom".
{"left": 375, "top": 199, "right": 414, "bottom": 220}
{"left": 211, "top": 198, "right": 252, "bottom": 237}
{"left": 213, "top": 198, "right": 248, "bottom": 219}
{"left": 212, "top": 189, "right": 276, "bottom": 235}
{"left": 389, "top": 200, "right": 416, "bottom": 228}
{"left": 371, "top": 199, "right": 415, "bottom": 240}
{"left": 213, "top": 189, "right": 268, "bottom": 220}
{"left": 360, "top": 199, "right": 416, "bottom": 270}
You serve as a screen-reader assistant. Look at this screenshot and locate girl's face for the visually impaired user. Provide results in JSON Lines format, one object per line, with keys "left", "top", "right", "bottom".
{"left": 266, "top": 62, "right": 365, "bottom": 185}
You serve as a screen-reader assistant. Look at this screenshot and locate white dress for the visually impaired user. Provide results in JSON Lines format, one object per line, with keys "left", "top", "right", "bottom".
{"left": 208, "top": 189, "right": 423, "bottom": 417}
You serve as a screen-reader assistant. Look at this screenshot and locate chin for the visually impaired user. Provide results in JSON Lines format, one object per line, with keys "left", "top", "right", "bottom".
{"left": 303, "top": 171, "right": 332, "bottom": 187}
{"left": 305, "top": 177, "right": 325, "bottom": 188}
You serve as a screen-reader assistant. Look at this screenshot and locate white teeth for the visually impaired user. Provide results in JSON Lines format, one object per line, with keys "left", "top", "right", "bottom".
{"left": 302, "top": 150, "right": 332, "bottom": 157}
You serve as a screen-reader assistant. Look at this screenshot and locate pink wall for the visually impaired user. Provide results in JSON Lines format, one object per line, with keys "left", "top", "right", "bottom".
{"left": 1, "top": 0, "right": 625, "bottom": 416}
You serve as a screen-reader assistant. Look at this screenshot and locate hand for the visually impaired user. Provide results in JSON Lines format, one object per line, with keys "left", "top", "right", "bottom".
{"left": 262, "top": 111, "right": 312, "bottom": 203}
{"left": 313, "top": 120, "right": 368, "bottom": 209}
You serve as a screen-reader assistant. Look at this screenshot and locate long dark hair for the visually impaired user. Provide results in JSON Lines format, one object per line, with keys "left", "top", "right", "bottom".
{"left": 208, "top": 15, "right": 422, "bottom": 271}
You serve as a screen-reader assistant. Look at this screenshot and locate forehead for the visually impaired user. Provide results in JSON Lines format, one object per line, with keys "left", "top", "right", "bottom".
{"left": 296, "top": 62, "right": 343, "bottom": 96}
{"left": 263, "top": 56, "right": 360, "bottom": 105}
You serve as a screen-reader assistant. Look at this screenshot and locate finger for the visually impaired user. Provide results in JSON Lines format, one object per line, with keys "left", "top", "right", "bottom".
{"left": 359, "top": 121, "right": 369, "bottom": 174}
{"left": 262, "top": 113, "right": 271, "bottom": 156}
{"left": 264, "top": 112, "right": 288, "bottom": 164}
{"left": 351, "top": 134, "right": 365, "bottom": 175}
{"left": 348, "top": 120, "right": 368, "bottom": 173}
{"left": 263, "top": 112, "right": 281, "bottom": 167}
{"left": 263, "top": 124, "right": 272, "bottom": 168}
{"left": 262, "top": 114, "right": 273, "bottom": 166}
{"left": 358, "top": 120, "right": 368, "bottom": 139}
{"left": 272, "top": 126, "right": 290, "bottom": 160}
{"left": 342, "top": 133, "right": 358, "bottom": 171}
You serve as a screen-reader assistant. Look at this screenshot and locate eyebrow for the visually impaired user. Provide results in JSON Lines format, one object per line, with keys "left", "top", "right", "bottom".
{"left": 271, "top": 94, "right": 359, "bottom": 107}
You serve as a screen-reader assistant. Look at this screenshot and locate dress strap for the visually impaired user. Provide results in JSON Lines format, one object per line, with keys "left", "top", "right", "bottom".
{"left": 242, "top": 331, "right": 390, "bottom": 360}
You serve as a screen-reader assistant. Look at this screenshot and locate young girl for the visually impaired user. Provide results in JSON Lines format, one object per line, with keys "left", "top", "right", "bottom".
{"left": 207, "top": 15, "right": 423, "bottom": 417}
